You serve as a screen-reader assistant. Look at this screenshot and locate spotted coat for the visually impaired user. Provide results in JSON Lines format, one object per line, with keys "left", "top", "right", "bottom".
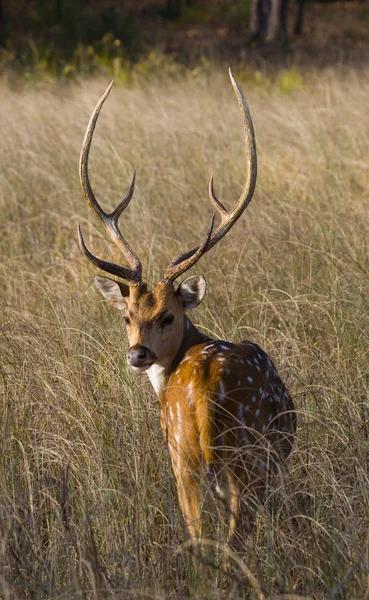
{"left": 160, "top": 338, "right": 296, "bottom": 538}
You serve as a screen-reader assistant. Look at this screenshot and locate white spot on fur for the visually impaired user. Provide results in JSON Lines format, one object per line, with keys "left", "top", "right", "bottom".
{"left": 237, "top": 380, "right": 241, "bottom": 386}
{"left": 255, "top": 409, "right": 260, "bottom": 417}
{"left": 215, "top": 484, "right": 226, "bottom": 500}
{"left": 219, "top": 381, "right": 226, "bottom": 404}
{"left": 247, "top": 376, "right": 253, "bottom": 383}
{"left": 238, "top": 403, "right": 248, "bottom": 446}
{"left": 252, "top": 395, "right": 256, "bottom": 403}
{"left": 187, "top": 381, "right": 195, "bottom": 407}
{"left": 177, "top": 402, "right": 182, "bottom": 429}
{"left": 174, "top": 432, "right": 181, "bottom": 474}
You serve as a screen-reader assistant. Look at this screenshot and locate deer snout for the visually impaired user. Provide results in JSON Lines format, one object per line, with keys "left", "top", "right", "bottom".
{"left": 128, "top": 345, "right": 156, "bottom": 369}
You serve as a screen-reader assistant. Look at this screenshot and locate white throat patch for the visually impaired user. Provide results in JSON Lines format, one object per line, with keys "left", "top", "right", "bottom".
{"left": 146, "top": 363, "right": 167, "bottom": 395}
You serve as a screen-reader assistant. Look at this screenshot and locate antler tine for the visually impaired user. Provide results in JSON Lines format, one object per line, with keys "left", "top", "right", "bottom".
{"left": 208, "top": 174, "right": 228, "bottom": 222}
{"left": 161, "top": 69, "right": 257, "bottom": 284}
{"left": 162, "top": 215, "right": 215, "bottom": 283}
{"left": 79, "top": 82, "right": 142, "bottom": 283}
{"left": 78, "top": 225, "right": 142, "bottom": 282}
{"left": 111, "top": 170, "right": 136, "bottom": 221}
{"left": 206, "top": 68, "right": 258, "bottom": 249}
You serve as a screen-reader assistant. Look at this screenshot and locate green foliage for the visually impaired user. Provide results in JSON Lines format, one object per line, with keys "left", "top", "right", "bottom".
{"left": 234, "top": 66, "right": 305, "bottom": 95}
{"left": 235, "top": 66, "right": 272, "bottom": 88}
{"left": 214, "top": 0, "right": 251, "bottom": 24}
{"left": 177, "top": 5, "right": 212, "bottom": 25}
{"left": 0, "top": 1, "right": 139, "bottom": 79}
{"left": 0, "top": 35, "right": 131, "bottom": 81}
{"left": 277, "top": 69, "right": 304, "bottom": 94}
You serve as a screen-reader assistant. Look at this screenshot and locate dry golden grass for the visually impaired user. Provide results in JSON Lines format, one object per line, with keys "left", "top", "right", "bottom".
{"left": 0, "top": 68, "right": 369, "bottom": 598}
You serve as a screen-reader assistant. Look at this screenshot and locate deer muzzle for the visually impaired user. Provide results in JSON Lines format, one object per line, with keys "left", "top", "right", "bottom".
{"left": 128, "top": 345, "right": 157, "bottom": 369}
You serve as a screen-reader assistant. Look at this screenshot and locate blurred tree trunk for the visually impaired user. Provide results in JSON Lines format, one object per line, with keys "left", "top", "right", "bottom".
{"left": 165, "top": 0, "right": 182, "bottom": 18}
{"left": 249, "top": 0, "right": 305, "bottom": 42}
{"left": 250, "top": 0, "right": 271, "bottom": 41}
{"left": 56, "top": 0, "right": 63, "bottom": 20}
{"left": 294, "top": 0, "right": 305, "bottom": 34}
{"left": 0, "top": 0, "right": 6, "bottom": 46}
{"left": 279, "top": 0, "right": 289, "bottom": 38}
{"left": 164, "top": 0, "right": 194, "bottom": 19}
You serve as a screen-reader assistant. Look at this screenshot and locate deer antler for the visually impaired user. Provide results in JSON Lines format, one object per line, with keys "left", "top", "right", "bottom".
{"left": 161, "top": 69, "right": 257, "bottom": 284}
{"left": 78, "top": 82, "right": 143, "bottom": 284}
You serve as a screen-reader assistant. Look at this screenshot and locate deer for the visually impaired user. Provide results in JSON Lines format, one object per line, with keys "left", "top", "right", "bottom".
{"left": 77, "top": 70, "right": 297, "bottom": 553}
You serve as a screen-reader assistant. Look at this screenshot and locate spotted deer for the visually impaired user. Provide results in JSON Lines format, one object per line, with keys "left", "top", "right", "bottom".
{"left": 78, "top": 70, "right": 297, "bottom": 549}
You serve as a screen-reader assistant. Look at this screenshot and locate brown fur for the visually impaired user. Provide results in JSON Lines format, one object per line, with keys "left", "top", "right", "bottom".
{"left": 125, "top": 283, "right": 186, "bottom": 365}
{"left": 162, "top": 338, "right": 296, "bottom": 542}
{"left": 96, "top": 277, "right": 297, "bottom": 546}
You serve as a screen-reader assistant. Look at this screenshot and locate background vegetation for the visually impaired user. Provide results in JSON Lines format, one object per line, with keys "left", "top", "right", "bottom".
{"left": 1, "top": 0, "right": 369, "bottom": 598}
{"left": 1, "top": 65, "right": 369, "bottom": 597}
{"left": 1, "top": 0, "right": 369, "bottom": 80}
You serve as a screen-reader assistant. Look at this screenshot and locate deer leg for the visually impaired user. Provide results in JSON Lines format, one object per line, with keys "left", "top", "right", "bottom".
{"left": 226, "top": 461, "right": 261, "bottom": 552}
{"left": 227, "top": 470, "right": 240, "bottom": 546}
{"left": 176, "top": 472, "right": 203, "bottom": 543}
{"left": 226, "top": 472, "right": 255, "bottom": 553}
{"left": 168, "top": 440, "right": 203, "bottom": 542}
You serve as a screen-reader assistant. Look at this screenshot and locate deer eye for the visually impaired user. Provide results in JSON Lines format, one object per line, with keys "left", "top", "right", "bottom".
{"left": 161, "top": 314, "right": 174, "bottom": 328}
{"left": 124, "top": 316, "right": 130, "bottom": 326}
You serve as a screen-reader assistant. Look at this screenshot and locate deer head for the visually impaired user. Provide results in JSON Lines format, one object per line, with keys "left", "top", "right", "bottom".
{"left": 78, "top": 70, "right": 257, "bottom": 373}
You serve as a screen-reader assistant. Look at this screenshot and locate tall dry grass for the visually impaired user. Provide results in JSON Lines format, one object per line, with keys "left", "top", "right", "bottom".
{"left": 0, "top": 68, "right": 369, "bottom": 598}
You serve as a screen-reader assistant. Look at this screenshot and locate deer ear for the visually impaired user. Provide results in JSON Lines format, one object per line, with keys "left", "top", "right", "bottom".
{"left": 176, "top": 275, "right": 207, "bottom": 310}
{"left": 94, "top": 276, "right": 130, "bottom": 310}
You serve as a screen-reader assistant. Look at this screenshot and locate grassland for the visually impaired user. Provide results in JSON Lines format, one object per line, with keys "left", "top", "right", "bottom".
{"left": 0, "top": 67, "right": 369, "bottom": 598}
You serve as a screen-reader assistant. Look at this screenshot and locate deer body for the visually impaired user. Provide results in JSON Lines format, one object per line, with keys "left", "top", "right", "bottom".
{"left": 161, "top": 327, "right": 295, "bottom": 541}
{"left": 77, "top": 71, "right": 297, "bottom": 548}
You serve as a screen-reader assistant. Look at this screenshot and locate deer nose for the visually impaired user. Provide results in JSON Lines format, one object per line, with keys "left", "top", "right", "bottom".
{"left": 128, "top": 345, "right": 156, "bottom": 368}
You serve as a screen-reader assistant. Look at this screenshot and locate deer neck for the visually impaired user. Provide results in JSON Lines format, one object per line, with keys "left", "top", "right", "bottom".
{"left": 171, "top": 316, "right": 210, "bottom": 373}
{"left": 146, "top": 316, "right": 211, "bottom": 397}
